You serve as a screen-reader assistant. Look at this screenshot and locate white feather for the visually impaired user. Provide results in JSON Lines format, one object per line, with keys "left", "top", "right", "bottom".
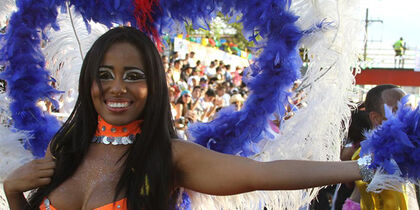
{"left": 0, "top": 93, "right": 11, "bottom": 126}
{"left": 42, "top": 5, "right": 107, "bottom": 115}
{"left": 186, "top": 0, "right": 364, "bottom": 209}
{"left": 0, "top": 0, "right": 16, "bottom": 27}
{"left": 0, "top": 125, "right": 33, "bottom": 182}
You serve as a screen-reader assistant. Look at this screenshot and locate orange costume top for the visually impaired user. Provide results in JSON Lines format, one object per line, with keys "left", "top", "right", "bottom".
{"left": 39, "top": 117, "right": 146, "bottom": 210}
{"left": 39, "top": 198, "right": 127, "bottom": 210}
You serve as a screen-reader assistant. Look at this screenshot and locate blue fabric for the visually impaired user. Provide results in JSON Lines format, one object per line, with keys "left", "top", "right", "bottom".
{"left": 361, "top": 95, "right": 420, "bottom": 180}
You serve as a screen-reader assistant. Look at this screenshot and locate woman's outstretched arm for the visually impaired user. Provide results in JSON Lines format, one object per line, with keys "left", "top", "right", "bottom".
{"left": 173, "top": 140, "right": 361, "bottom": 195}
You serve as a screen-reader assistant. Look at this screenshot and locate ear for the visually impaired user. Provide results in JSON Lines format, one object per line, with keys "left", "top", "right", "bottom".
{"left": 368, "top": 111, "right": 383, "bottom": 128}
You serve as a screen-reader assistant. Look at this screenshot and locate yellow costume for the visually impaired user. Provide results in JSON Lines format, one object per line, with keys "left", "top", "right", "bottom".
{"left": 352, "top": 148, "right": 408, "bottom": 210}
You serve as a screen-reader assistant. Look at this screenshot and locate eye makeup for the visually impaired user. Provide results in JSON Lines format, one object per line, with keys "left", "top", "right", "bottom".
{"left": 98, "top": 68, "right": 115, "bottom": 81}
{"left": 123, "top": 69, "right": 146, "bottom": 82}
{"left": 98, "top": 67, "right": 146, "bottom": 82}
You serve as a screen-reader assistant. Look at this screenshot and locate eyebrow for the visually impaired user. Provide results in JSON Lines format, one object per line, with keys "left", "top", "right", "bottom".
{"left": 99, "top": 65, "right": 143, "bottom": 71}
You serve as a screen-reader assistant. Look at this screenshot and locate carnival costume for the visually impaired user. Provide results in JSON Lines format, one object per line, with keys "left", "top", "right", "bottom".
{"left": 1, "top": 0, "right": 420, "bottom": 209}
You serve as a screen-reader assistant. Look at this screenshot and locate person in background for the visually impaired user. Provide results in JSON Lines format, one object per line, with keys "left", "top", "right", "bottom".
{"left": 199, "top": 77, "right": 208, "bottom": 91}
{"left": 205, "top": 61, "right": 217, "bottom": 78}
{"left": 216, "top": 85, "right": 230, "bottom": 107}
{"left": 229, "top": 94, "right": 244, "bottom": 111}
{"left": 224, "top": 65, "right": 232, "bottom": 83}
{"left": 170, "top": 51, "right": 178, "bottom": 64}
{"left": 181, "top": 66, "right": 192, "bottom": 83}
{"left": 188, "top": 51, "right": 196, "bottom": 68}
{"left": 172, "top": 60, "right": 182, "bottom": 84}
{"left": 195, "top": 60, "right": 204, "bottom": 75}
{"left": 345, "top": 84, "right": 417, "bottom": 210}
{"left": 232, "top": 66, "right": 243, "bottom": 87}
{"left": 332, "top": 108, "right": 370, "bottom": 210}
{"left": 187, "top": 71, "right": 200, "bottom": 91}
{"left": 215, "top": 66, "right": 224, "bottom": 82}
{"left": 161, "top": 55, "right": 169, "bottom": 72}
{"left": 393, "top": 37, "right": 406, "bottom": 69}
{"left": 175, "top": 90, "right": 192, "bottom": 120}
{"left": 199, "top": 89, "right": 218, "bottom": 122}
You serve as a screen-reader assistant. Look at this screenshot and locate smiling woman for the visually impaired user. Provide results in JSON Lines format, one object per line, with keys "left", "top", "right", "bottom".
{"left": 3, "top": 27, "right": 364, "bottom": 210}
{"left": 91, "top": 42, "right": 148, "bottom": 126}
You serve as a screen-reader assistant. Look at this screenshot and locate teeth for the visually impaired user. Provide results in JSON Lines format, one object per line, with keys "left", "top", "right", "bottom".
{"left": 107, "top": 102, "right": 129, "bottom": 108}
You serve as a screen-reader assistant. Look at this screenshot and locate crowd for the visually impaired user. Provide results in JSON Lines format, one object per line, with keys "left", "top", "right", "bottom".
{"left": 162, "top": 51, "right": 250, "bottom": 139}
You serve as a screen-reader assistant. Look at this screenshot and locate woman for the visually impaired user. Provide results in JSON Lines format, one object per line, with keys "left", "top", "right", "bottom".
{"left": 174, "top": 90, "right": 192, "bottom": 120}
{"left": 3, "top": 27, "right": 362, "bottom": 210}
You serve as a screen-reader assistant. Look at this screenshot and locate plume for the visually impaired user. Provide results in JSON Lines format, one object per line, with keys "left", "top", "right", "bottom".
{"left": 42, "top": 5, "right": 108, "bottom": 115}
{"left": 0, "top": 0, "right": 16, "bottom": 27}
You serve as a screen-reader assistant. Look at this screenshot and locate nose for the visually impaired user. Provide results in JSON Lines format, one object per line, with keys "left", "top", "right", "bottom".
{"left": 109, "top": 79, "right": 127, "bottom": 95}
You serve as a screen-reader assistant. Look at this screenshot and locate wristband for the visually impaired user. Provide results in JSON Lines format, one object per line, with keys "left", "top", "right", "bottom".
{"left": 357, "top": 154, "right": 375, "bottom": 182}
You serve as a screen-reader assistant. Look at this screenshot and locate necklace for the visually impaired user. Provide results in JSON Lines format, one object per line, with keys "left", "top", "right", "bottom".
{"left": 92, "top": 116, "right": 142, "bottom": 145}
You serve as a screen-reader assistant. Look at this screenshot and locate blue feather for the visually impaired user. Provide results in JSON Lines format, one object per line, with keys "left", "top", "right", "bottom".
{"left": 361, "top": 97, "right": 420, "bottom": 180}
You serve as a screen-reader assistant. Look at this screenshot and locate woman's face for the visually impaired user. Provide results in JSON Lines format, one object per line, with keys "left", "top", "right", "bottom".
{"left": 91, "top": 42, "right": 148, "bottom": 125}
{"left": 182, "top": 94, "right": 191, "bottom": 104}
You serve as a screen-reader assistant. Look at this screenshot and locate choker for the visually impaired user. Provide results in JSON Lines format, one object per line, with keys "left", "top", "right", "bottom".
{"left": 92, "top": 116, "right": 142, "bottom": 145}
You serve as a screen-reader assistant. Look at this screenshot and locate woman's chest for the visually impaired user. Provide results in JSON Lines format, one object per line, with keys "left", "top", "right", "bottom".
{"left": 48, "top": 146, "right": 128, "bottom": 209}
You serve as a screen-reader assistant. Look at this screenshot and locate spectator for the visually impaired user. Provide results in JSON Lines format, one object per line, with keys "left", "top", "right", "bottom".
{"left": 230, "top": 94, "right": 244, "bottom": 111}
{"left": 195, "top": 60, "right": 204, "bottom": 75}
{"left": 216, "top": 85, "right": 230, "bottom": 107}
{"left": 232, "top": 66, "right": 243, "bottom": 87}
{"left": 332, "top": 108, "right": 370, "bottom": 210}
{"left": 393, "top": 37, "right": 406, "bottom": 68}
{"left": 215, "top": 66, "right": 224, "bottom": 82}
{"left": 199, "top": 89, "right": 220, "bottom": 122}
{"left": 175, "top": 90, "right": 192, "bottom": 120}
{"left": 205, "top": 61, "right": 217, "bottom": 78}
{"left": 181, "top": 66, "right": 192, "bottom": 82}
{"left": 199, "top": 77, "right": 208, "bottom": 91}
{"left": 224, "top": 64, "right": 232, "bottom": 83}
{"left": 172, "top": 60, "right": 182, "bottom": 84}
{"left": 188, "top": 51, "right": 196, "bottom": 68}
{"left": 170, "top": 51, "right": 178, "bottom": 64}
{"left": 187, "top": 70, "right": 200, "bottom": 89}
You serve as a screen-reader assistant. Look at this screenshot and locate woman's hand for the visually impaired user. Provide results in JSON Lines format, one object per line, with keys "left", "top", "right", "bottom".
{"left": 4, "top": 158, "right": 55, "bottom": 195}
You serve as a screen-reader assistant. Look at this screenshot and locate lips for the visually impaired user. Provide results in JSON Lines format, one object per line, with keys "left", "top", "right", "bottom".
{"left": 105, "top": 99, "right": 132, "bottom": 112}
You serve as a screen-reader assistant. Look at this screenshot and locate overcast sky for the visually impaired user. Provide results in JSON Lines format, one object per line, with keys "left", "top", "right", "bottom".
{"left": 362, "top": 0, "right": 420, "bottom": 49}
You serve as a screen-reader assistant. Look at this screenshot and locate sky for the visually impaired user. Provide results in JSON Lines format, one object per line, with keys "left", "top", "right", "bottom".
{"left": 361, "top": 0, "right": 420, "bottom": 49}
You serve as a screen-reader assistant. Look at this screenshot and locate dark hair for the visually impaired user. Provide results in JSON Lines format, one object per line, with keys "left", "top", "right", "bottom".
{"left": 193, "top": 86, "right": 202, "bottom": 91}
{"left": 27, "top": 27, "right": 177, "bottom": 210}
{"left": 347, "top": 110, "right": 370, "bottom": 146}
{"left": 365, "top": 84, "right": 398, "bottom": 114}
{"left": 205, "top": 89, "right": 216, "bottom": 97}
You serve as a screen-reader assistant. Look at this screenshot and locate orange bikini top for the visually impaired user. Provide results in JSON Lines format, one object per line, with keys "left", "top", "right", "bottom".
{"left": 39, "top": 198, "right": 127, "bottom": 210}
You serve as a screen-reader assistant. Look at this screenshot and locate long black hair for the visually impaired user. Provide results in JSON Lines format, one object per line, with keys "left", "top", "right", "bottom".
{"left": 27, "top": 27, "right": 178, "bottom": 209}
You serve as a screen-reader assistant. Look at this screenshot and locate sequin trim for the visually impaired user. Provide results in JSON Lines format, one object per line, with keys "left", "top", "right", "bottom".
{"left": 92, "top": 135, "right": 137, "bottom": 145}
